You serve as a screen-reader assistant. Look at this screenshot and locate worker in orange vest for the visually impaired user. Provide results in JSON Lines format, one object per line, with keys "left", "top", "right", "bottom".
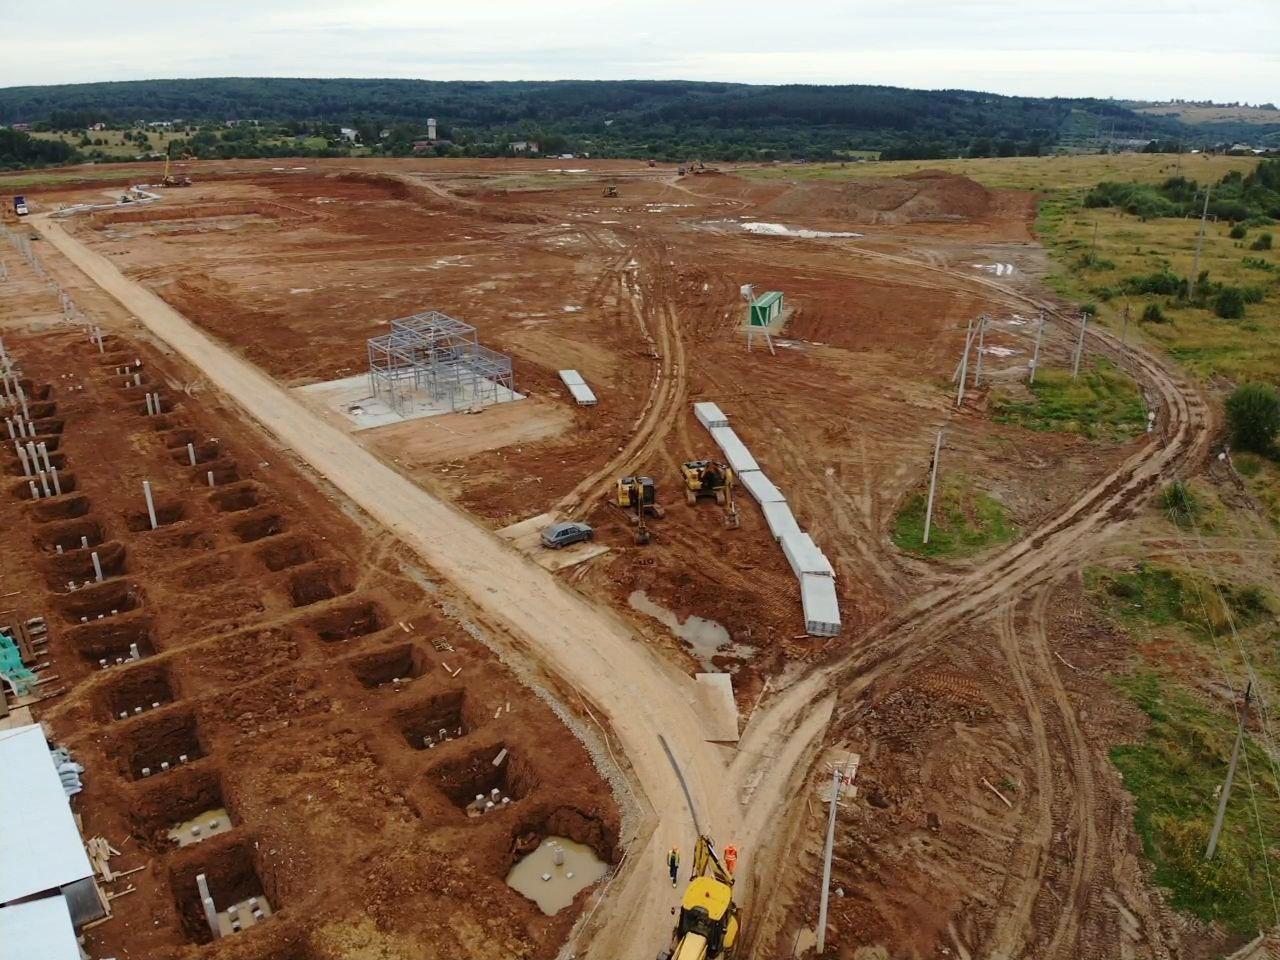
{"left": 723, "top": 843, "right": 738, "bottom": 875}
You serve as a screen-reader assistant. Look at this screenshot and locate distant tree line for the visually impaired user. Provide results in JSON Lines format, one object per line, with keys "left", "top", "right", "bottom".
{"left": 0, "top": 76, "right": 1212, "bottom": 168}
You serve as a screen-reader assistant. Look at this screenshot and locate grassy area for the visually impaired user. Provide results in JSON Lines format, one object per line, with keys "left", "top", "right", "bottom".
{"left": 1088, "top": 562, "right": 1274, "bottom": 639}
{"left": 746, "top": 153, "right": 1278, "bottom": 385}
{"left": 742, "top": 153, "right": 1258, "bottom": 192}
{"left": 1234, "top": 453, "right": 1280, "bottom": 529}
{"left": 992, "top": 357, "right": 1148, "bottom": 441}
{"left": 1110, "top": 669, "right": 1280, "bottom": 934}
{"left": 891, "top": 475, "right": 1017, "bottom": 558}
{"left": 31, "top": 128, "right": 179, "bottom": 158}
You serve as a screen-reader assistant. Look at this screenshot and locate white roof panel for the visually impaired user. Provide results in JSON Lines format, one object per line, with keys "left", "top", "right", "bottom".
{"left": 0, "top": 725, "right": 93, "bottom": 905}
{"left": 0, "top": 896, "right": 80, "bottom": 960}
{"left": 558, "top": 370, "right": 597, "bottom": 405}
{"left": 801, "top": 573, "right": 841, "bottom": 636}
{"left": 762, "top": 501, "right": 802, "bottom": 541}
{"left": 693, "top": 402, "right": 729, "bottom": 429}
{"left": 709, "top": 426, "right": 759, "bottom": 474}
{"left": 739, "top": 470, "right": 786, "bottom": 505}
{"left": 781, "top": 532, "right": 835, "bottom": 579}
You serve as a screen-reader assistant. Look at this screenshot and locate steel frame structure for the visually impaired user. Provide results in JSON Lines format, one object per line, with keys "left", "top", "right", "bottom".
{"left": 367, "top": 311, "right": 515, "bottom": 415}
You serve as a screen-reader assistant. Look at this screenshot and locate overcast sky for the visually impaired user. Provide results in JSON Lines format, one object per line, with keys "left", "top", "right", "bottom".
{"left": 1, "top": 0, "right": 1276, "bottom": 103}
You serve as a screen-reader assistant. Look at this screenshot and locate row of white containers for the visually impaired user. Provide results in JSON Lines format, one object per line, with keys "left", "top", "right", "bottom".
{"left": 693, "top": 402, "right": 841, "bottom": 636}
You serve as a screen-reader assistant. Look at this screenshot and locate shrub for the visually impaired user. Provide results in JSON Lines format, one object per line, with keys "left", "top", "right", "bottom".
{"left": 1229, "top": 224, "right": 1247, "bottom": 239}
{"left": 1250, "top": 232, "right": 1273, "bottom": 251}
{"left": 1225, "top": 383, "right": 1280, "bottom": 453}
{"left": 1080, "top": 302, "right": 1098, "bottom": 316}
{"left": 1215, "top": 287, "right": 1246, "bottom": 319}
{"left": 1142, "top": 303, "right": 1168, "bottom": 323}
{"left": 1160, "top": 481, "right": 1200, "bottom": 529}
{"left": 1122, "top": 271, "right": 1187, "bottom": 298}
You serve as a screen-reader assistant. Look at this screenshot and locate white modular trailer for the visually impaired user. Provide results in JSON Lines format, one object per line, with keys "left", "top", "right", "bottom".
{"left": 801, "top": 573, "right": 841, "bottom": 636}
{"left": 738, "top": 470, "right": 786, "bottom": 505}
{"left": 761, "top": 501, "right": 802, "bottom": 541}
{"left": 781, "top": 531, "right": 836, "bottom": 579}
{"left": 709, "top": 426, "right": 760, "bottom": 474}
{"left": 693, "top": 401, "right": 729, "bottom": 429}
{"left": 558, "top": 369, "right": 598, "bottom": 406}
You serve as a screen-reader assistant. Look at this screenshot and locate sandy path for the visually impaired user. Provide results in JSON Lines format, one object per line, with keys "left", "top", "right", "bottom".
{"left": 32, "top": 215, "right": 742, "bottom": 959}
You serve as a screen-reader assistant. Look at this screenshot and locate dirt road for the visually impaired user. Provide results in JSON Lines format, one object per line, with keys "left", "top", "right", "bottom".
{"left": 33, "top": 215, "right": 804, "bottom": 958}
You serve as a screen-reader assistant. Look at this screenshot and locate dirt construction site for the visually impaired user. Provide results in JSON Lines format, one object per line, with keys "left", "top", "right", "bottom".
{"left": 0, "top": 157, "right": 1227, "bottom": 959}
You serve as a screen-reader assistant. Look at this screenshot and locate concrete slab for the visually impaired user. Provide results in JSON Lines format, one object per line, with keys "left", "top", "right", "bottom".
{"left": 294, "top": 373, "right": 523, "bottom": 431}
{"left": 694, "top": 673, "right": 739, "bottom": 743}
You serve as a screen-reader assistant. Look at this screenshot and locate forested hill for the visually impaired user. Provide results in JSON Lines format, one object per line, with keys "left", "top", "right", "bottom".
{"left": 0, "top": 77, "right": 1206, "bottom": 160}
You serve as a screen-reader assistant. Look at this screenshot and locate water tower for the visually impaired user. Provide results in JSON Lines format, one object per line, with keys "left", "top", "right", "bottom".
{"left": 427, "top": 118, "right": 437, "bottom": 140}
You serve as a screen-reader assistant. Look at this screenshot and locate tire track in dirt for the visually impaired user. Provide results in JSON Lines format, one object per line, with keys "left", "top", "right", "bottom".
{"left": 987, "top": 599, "right": 1055, "bottom": 959}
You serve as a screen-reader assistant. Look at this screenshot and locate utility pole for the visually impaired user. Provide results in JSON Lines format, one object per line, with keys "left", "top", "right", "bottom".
{"left": 1029, "top": 311, "right": 1045, "bottom": 384}
{"left": 922, "top": 430, "right": 944, "bottom": 544}
{"left": 1120, "top": 303, "right": 1131, "bottom": 349}
{"left": 1071, "top": 313, "right": 1088, "bottom": 380}
{"left": 956, "top": 318, "right": 978, "bottom": 408}
{"left": 816, "top": 755, "right": 859, "bottom": 954}
{"left": 1206, "top": 682, "right": 1252, "bottom": 861}
{"left": 1089, "top": 220, "right": 1099, "bottom": 262}
{"left": 973, "top": 315, "right": 988, "bottom": 387}
{"left": 1190, "top": 182, "right": 1212, "bottom": 293}
{"left": 952, "top": 316, "right": 975, "bottom": 384}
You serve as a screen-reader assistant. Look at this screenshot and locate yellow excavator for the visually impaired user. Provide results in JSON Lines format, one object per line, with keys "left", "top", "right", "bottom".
{"left": 661, "top": 836, "right": 740, "bottom": 960}
{"left": 616, "top": 475, "right": 664, "bottom": 545}
{"left": 161, "top": 148, "right": 192, "bottom": 187}
{"left": 680, "top": 460, "right": 740, "bottom": 529}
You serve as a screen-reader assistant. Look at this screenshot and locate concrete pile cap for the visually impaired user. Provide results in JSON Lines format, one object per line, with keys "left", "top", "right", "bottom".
{"left": 693, "top": 401, "right": 729, "bottom": 429}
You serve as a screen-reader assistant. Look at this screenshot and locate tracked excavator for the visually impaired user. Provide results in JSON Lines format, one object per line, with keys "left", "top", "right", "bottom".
{"left": 616, "top": 475, "right": 664, "bottom": 545}
{"left": 680, "top": 460, "right": 740, "bottom": 529}
{"left": 659, "top": 835, "right": 740, "bottom": 960}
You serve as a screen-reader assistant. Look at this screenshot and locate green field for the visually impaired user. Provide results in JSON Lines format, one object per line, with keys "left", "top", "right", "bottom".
{"left": 891, "top": 474, "right": 1018, "bottom": 559}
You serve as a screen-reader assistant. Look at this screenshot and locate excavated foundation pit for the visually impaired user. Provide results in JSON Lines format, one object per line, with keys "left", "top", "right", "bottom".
{"left": 256, "top": 534, "right": 319, "bottom": 572}
{"left": 56, "top": 578, "right": 143, "bottom": 624}
{"left": 13, "top": 380, "right": 52, "bottom": 401}
{"left": 429, "top": 742, "right": 534, "bottom": 814}
{"left": 131, "top": 765, "right": 235, "bottom": 849}
{"left": 33, "top": 516, "right": 106, "bottom": 551}
{"left": 286, "top": 563, "right": 353, "bottom": 608}
{"left": 31, "top": 417, "right": 65, "bottom": 435}
{"left": 65, "top": 613, "right": 155, "bottom": 665}
{"left": 297, "top": 599, "right": 387, "bottom": 643}
{"left": 31, "top": 493, "right": 89, "bottom": 521}
{"left": 395, "top": 689, "right": 472, "bottom": 749}
{"left": 124, "top": 499, "right": 187, "bottom": 532}
{"left": 42, "top": 539, "right": 126, "bottom": 588}
{"left": 25, "top": 401, "right": 57, "bottom": 419}
{"left": 4, "top": 450, "right": 65, "bottom": 475}
{"left": 100, "top": 660, "right": 176, "bottom": 720}
{"left": 231, "top": 511, "right": 286, "bottom": 543}
{"left": 114, "top": 708, "right": 205, "bottom": 780}
{"left": 148, "top": 414, "right": 188, "bottom": 432}
{"left": 163, "top": 428, "right": 200, "bottom": 449}
{"left": 506, "top": 835, "right": 610, "bottom": 916}
{"left": 169, "top": 836, "right": 275, "bottom": 943}
{"left": 171, "top": 441, "right": 221, "bottom": 466}
{"left": 13, "top": 472, "right": 78, "bottom": 500}
{"left": 134, "top": 395, "right": 176, "bottom": 416}
{"left": 21, "top": 433, "right": 62, "bottom": 452}
{"left": 210, "top": 482, "right": 261, "bottom": 513}
{"left": 194, "top": 459, "right": 240, "bottom": 487}
{"left": 347, "top": 641, "right": 430, "bottom": 688}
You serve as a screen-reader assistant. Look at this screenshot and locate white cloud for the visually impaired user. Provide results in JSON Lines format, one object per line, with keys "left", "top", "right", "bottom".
{"left": 0, "top": 0, "right": 1275, "bottom": 102}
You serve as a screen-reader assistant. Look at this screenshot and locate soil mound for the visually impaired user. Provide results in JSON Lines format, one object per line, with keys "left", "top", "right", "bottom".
{"left": 764, "top": 172, "right": 993, "bottom": 225}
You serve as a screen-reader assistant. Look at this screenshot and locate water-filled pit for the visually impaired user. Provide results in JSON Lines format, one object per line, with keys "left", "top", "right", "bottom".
{"left": 506, "top": 837, "right": 608, "bottom": 915}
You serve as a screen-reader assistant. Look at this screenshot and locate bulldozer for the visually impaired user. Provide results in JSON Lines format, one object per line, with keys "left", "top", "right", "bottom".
{"left": 660, "top": 836, "right": 740, "bottom": 960}
{"left": 616, "top": 475, "right": 664, "bottom": 545}
{"left": 602, "top": 184, "right": 619, "bottom": 198}
{"left": 680, "top": 460, "right": 740, "bottom": 529}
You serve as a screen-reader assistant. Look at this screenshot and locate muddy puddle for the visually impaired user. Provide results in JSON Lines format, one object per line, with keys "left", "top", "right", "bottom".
{"left": 506, "top": 837, "right": 608, "bottom": 915}
{"left": 628, "top": 590, "right": 753, "bottom": 669}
